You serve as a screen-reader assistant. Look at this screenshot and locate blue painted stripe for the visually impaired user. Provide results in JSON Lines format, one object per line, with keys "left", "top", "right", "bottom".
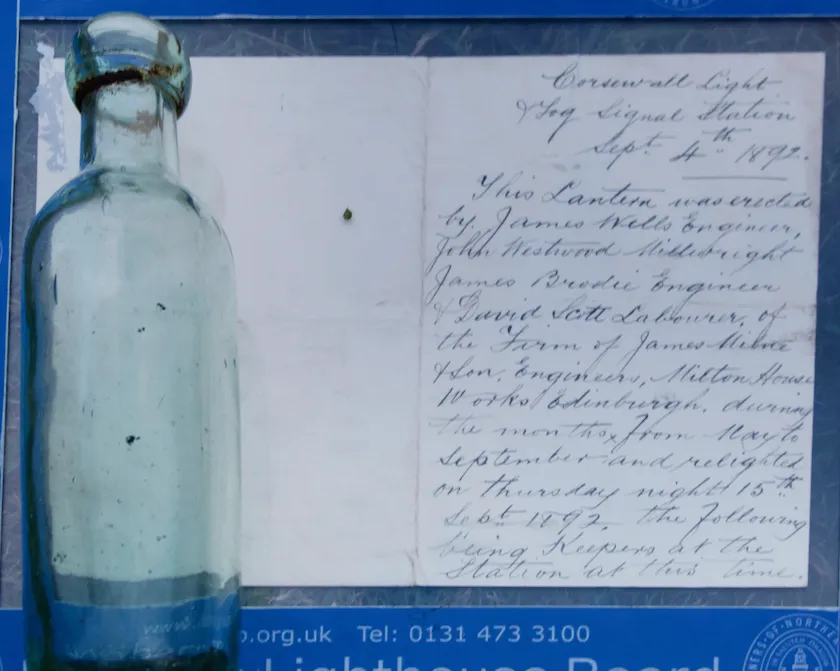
{"left": 0, "top": 2, "right": 19, "bottom": 542}
{"left": 18, "top": 0, "right": 840, "bottom": 20}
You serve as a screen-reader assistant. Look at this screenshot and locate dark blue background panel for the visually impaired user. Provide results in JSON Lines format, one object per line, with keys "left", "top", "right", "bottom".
{"left": 4, "top": 18, "right": 839, "bottom": 611}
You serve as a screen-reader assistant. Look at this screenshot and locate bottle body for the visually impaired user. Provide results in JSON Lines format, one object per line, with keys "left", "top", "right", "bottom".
{"left": 23, "top": 105, "right": 241, "bottom": 670}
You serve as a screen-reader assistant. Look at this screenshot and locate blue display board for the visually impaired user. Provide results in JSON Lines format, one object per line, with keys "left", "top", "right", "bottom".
{"left": 1, "top": 607, "right": 839, "bottom": 671}
{"left": 3, "top": 2, "right": 840, "bottom": 671}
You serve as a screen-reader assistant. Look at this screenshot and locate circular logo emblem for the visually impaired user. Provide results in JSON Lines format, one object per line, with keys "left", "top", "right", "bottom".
{"left": 745, "top": 614, "right": 838, "bottom": 671}
{"left": 650, "top": 0, "right": 716, "bottom": 10}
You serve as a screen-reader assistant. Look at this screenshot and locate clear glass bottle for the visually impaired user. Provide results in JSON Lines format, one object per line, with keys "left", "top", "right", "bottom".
{"left": 22, "top": 13, "right": 241, "bottom": 671}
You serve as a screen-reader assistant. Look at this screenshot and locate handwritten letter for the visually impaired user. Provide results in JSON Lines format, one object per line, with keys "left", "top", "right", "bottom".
{"left": 37, "top": 53, "right": 825, "bottom": 588}
{"left": 418, "top": 53, "right": 824, "bottom": 587}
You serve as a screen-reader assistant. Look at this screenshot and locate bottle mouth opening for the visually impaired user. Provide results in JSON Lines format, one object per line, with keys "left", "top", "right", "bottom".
{"left": 73, "top": 67, "right": 189, "bottom": 118}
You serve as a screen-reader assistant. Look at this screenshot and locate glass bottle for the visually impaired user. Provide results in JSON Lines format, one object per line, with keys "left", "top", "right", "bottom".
{"left": 22, "top": 13, "right": 241, "bottom": 671}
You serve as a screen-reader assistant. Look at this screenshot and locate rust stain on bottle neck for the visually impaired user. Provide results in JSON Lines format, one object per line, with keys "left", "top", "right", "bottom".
{"left": 75, "top": 62, "right": 187, "bottom": 118}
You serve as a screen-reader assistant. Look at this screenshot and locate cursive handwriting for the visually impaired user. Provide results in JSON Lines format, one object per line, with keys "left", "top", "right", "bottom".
{"left": 419, "top": 53, "right": 821, "bottom": 587}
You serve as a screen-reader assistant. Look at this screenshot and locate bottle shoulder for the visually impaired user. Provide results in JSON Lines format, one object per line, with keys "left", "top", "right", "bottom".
{"left": 27, "top": 168, "right": 231, "bottom": 253}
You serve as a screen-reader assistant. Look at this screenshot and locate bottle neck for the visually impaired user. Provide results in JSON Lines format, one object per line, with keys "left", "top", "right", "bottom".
{"left": 80, "top": 81, "right": 180, "bottom": 175}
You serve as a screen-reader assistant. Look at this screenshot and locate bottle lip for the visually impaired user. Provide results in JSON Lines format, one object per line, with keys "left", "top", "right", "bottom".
{"left": 67, "top": 12, "right": 192, "bottom": 117}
